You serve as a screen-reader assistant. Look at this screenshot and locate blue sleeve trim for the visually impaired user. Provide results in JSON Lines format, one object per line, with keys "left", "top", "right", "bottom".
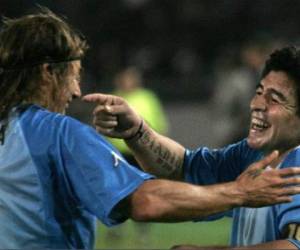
{"left": 104, "top": 176, "right": 154, "bottom": 226}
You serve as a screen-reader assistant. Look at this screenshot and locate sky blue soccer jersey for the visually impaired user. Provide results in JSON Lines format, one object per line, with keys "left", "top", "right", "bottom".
{"left": 183, "top": 140, "right": 300, "bottom": 248}
{"left": 0, "top": 105, "right": 153, "bottom": 249}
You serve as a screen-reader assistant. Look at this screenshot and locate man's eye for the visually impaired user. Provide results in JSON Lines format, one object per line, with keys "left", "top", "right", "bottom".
{"left": 270, "top": 94, "right": 280, "bottom": 104}
{"left": 271, "top": 98, "right": 279, "bottom": 103}
{"left": 256, "top": 90, "right": 262, "bottom": 95}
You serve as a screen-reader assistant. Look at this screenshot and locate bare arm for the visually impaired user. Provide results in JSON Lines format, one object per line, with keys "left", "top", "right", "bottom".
{"left": 83, "top": 93, "right": 185, "bottom": 179}
{"left": 128, "top": 179, "right": 243, "bottom": 222}
{"left": 112, "top": 152, "right": 300, "bottom": 222}
{"left": 126, "top": 121, "right": 185, "bottom": 180}
{"left": 171, "top": 240, "right": 297, "bottom": 249}
{"left": 171, "top": 223, "right": 300, "bottom": 249}
{"left": 239, "top": 240, "right": 297, "bottom": 249}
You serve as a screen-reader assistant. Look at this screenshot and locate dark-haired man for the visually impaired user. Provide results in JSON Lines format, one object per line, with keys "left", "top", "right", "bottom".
{"left": 86, "top": 46, "right": 300, "bottom": 249}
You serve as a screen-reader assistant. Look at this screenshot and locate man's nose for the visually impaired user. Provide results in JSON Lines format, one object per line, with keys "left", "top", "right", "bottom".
{"left": 250, "top": 94, "right": 267, "bottom": 111}
{"left": 72, "top": 81, "right": 82, "bottom": 98}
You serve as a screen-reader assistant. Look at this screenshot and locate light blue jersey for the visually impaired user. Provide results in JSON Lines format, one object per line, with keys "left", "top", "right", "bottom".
{"left": 183, "top": 140, "right": 300, "bottom": 248}
{"left": 0, "top": 105, "right": 153, "bottom": 249}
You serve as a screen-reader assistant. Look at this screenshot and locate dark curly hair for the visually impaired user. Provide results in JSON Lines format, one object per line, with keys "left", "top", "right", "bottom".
{"left": 261, "top": 46, "right": 300, "bottom": 115}
{"left": 0, "top": 7, "right": 88, "bottom": 121}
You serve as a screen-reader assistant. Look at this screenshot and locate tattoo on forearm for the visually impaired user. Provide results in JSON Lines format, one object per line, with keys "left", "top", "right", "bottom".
{"left": 139, "top": 130, "right": 182, "bottom": 175}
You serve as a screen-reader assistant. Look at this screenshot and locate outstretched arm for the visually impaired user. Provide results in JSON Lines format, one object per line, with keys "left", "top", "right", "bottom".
{"left": 83, "top": 93, "right": 185, "bottom": 180}
{"left": 113, "top": 151, "right": 300, "bottom": 222}
{"left": 128, "top": 158, "right": 300, "bottom": 248}
{"left": 171, "top": 239, "right": 297, "bottom": 249}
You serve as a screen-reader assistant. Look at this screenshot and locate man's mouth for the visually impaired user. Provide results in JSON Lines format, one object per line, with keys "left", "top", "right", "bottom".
{"left": 250, "top": 117, "right": 270, "bottom": 132}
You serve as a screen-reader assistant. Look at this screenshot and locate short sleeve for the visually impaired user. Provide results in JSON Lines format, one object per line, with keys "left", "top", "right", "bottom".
{"left": 57, "top": 117, "right": 154, "bottom": 226}
{"left": 183, "top": 139, "right": 261, "bottom": 221}
{"left": 183, "top": 139, "right": 261, "bottom": 185}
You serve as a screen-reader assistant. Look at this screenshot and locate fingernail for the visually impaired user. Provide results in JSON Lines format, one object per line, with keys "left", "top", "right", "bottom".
{"left": 105, "top": 105, "right": 111, "bottom": 112}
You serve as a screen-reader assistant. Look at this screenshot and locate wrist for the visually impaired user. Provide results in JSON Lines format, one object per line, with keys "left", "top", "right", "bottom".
{"left": 125, "top": 119, "right": 144, "bottom": 141}
{"left": 223, "top": 182, "right": 245, "bottom": 208}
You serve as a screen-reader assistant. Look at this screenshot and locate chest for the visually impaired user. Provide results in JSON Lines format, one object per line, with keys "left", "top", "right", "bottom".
{"left": 231, "top": 206, "right": 279, "bottom": 246}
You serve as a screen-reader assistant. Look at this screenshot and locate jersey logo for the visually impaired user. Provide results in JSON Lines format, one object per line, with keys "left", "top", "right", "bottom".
{"left": 111, "top": 151, "right": 124, "bottom": 167}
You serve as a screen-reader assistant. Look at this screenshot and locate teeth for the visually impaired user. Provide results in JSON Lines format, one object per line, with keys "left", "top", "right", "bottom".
{"left": 251, "top": 118, "right": 269, "bottom": 130}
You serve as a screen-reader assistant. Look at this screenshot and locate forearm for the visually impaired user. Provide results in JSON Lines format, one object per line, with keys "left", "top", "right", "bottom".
{"left": 129, "top": 158, "right": 300, "bottom": 222}
{"left": 126, "top": 122, "right": 185, "bottom": 180}
{"left": 84, "top": 94, "right": 186, "bottom": 179}
{"left": 129, "top": 179, "right": 244, "bottom": 222}
{"left": 236, "top": 240, "right": 297, "bottom": 249}
{"left": 171, "top": 240, "right": 297, "bottom": 249}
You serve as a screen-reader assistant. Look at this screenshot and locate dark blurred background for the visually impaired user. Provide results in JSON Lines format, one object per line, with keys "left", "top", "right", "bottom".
{"left": 2, "top": 1, "right": 299, "bottom": 98}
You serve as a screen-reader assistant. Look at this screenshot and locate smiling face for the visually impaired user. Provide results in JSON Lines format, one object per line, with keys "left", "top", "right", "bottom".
{"left": 247, "top": 70, "right": 300, "bottom": 154}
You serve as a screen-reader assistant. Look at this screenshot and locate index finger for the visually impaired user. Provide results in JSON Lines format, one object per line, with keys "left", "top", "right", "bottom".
{"left": 82, "top": 93, "right": 110, "bottom": 104}
{"left": 277, "top": 167, "right": 300, "bottom": 177}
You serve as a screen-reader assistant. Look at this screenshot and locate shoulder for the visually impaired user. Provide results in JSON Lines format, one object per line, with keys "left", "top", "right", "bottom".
{"left": 19, "top": 104, "right": 108, "bottom": 146}
{"left": 19, "top": 105, "right": 85, "bottom": 135}
{"left": 19, "top": 104, "right": 116, "bottom": 158}
{"left": 185, "top": 139, "right": 259, "bottom": 161}
{"left": 281, "top": 146, "right": 300, "bottom": 168}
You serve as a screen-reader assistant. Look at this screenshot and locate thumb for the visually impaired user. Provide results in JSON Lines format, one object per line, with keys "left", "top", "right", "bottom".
{"left": 254, "top": 150, "right": 279, "bottom": 170}
{"left": 82, "top": 93, "right": 110, "bottom": 104}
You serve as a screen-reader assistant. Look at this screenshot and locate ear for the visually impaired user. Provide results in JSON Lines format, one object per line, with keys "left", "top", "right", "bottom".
{"left": 43, "top": 63, "right": 54, "bottom": 74}
{"left": 41, "top": 63, "right": 54, "bottom": 83}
